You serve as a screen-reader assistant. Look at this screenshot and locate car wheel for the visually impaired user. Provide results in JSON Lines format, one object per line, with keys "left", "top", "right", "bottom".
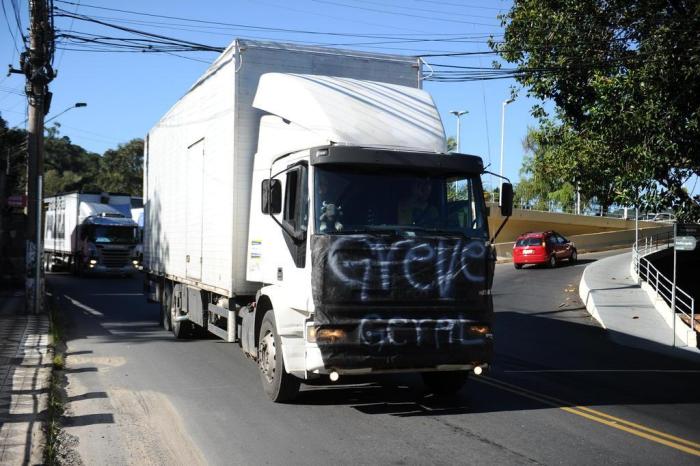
{"left": 548, "top": 255, "right": 557, "bottom": 268}
{"left": 514, "top": 263, "right": 523, "bottom": 269}
{"left": 258, "top": 310, "right": 300, "bottom": 402}
{"left": 569, "top": 249, "right": 578, "bottom": 264}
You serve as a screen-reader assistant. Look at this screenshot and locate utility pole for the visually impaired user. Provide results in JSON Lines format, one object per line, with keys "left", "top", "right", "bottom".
{"left": 22, "top": 0, "right": 55, "bottom": 313}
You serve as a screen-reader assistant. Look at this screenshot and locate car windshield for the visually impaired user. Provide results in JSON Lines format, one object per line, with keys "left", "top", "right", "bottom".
{"left": 516, "top": 237, "right": 542, "bottom": 246}
{"left": 89, "top": 226, "right": 138, "bottom": 244}
{"left": 313, "top": 166, "right": 487, "bottom": 239}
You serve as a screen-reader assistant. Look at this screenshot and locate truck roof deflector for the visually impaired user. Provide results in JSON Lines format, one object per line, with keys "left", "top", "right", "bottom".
{"left": 252, "top": 73, "right": 447, "bottom": 153}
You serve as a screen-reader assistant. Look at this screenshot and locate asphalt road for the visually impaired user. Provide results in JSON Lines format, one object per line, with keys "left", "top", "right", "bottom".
{"left": 48, "top": 250, "right": 700, "bottom": 465}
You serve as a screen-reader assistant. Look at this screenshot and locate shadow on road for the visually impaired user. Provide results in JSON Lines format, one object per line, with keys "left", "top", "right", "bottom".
{"left": 47, "top": 267, "right": 700, "bottom": 421}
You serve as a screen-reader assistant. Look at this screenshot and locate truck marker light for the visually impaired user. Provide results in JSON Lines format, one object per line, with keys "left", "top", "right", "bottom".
{"left": 132, "top": 260, "right": 139, "bottom": 266}
{"left": 329, "top": 371, "right": 340, "bottom": 382}
{"left": 89, "top": 259, "right": 97, "bottom": 265}
{"left": 305, "top": 324, "right": 317, "bottom": 343}
{"left": 317, "top": 328, "right": 346, "bottom": 343}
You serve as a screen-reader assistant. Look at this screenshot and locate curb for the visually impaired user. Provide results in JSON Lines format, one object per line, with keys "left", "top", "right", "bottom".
{"left": 578, "top": 255, "right": 700, "bottom": 363}
{"left": 578, "top": 264, "right": 607, "bottom": 329}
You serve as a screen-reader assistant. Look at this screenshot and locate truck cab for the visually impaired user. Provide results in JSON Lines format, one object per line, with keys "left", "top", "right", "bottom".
{"left": 77, "top": 213, "right": 140, "bottom": 275}
{"left": 247, "top": 145, "right": 494, "bottom": 397}
{"left": 244, "top": 73, "right": 498, "bottom": 400}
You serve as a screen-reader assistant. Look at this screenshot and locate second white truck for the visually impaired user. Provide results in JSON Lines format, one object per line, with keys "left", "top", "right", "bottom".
{"left": 144, "top": 40, "right": 512, "bottom": 401}
{"left": 44, "top": 192, "right": 141, "bottom": 275}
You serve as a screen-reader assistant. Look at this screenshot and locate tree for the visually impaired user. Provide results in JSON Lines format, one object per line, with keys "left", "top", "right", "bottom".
{"left": 494, "top": 0, "right": 700, "bottom": 220}
{"left": 0, "top": 116, "right": 27, "bottom": 196}
{"left": 515, "top": 127, "right": 580, "bottom": 212}
{"left": 98, "top": 138, "right": 143, "bottom": 196}
{"left": 446, "top": 136, "right": 457, "bottom": 153}
{"left": 43, "top": 124, "right": 102, "bottom": 196}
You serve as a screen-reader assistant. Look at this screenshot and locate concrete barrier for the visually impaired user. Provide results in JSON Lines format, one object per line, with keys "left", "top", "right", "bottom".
{"left": 487, "top": 203, "right": 659, "bottom": 244}
{"left": 494, "top": 225, "right": 673, "bottom": 260}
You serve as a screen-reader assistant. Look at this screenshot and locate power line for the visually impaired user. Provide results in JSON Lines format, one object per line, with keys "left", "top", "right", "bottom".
{"left": 313, "top": 0, "right": 502, "bottom": 22}
{"left": 2, "top": 0, "right": 22, "bottom": 52}
{"left": 54, "top": 1, "right": 502, "bottom": 39}
{"left": 308, "top": 0, "right": 500, "bottom": 27}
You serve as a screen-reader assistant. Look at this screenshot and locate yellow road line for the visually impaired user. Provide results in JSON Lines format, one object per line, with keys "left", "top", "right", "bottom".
{"left": 474, "top": 376, "right": 700, "bottom": 457}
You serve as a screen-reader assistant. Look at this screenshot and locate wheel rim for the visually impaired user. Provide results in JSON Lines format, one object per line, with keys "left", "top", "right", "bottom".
{"left": 572, "top": 251, "right": 577, "bottom": 261}
{"left": 259, "top": 329, "right": 276, "bottom": 384}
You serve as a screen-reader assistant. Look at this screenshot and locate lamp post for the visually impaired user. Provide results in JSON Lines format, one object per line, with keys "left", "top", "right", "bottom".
{"left": 449, "top": 110, "right": 468, "bottom": 152}
{"left": 496, "top": 97, "right": 515, "bottom": 203}
{"left": 45, "top": 102, "right": 87, "bottom": 124}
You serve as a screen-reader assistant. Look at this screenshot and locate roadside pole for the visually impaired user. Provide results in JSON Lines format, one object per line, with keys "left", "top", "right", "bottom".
{"left": 671, "top": 221, "right": 677, "bottom": 347}
{"left": 24, "top": 0, "right": 55, "bottom": 314}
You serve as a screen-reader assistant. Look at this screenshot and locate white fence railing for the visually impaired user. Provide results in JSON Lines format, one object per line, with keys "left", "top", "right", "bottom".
{"left": 632, "top": 232, "right": 696, "bottom": 333}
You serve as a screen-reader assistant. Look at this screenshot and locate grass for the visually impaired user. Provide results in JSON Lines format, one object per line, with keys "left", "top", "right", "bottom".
{"left": 44, "top": 294, "right": 67, "bottom": 465}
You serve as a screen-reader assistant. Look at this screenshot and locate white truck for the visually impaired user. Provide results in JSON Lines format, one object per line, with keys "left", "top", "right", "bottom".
{"left": 44, "top": 192, "right": 141, "bottom": 275}
{"left": 143, "top": 39, "right": 512, "bottom": 401}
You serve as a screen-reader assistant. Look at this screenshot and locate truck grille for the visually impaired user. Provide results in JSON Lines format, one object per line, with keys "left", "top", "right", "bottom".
{"left": 101, "top": 249, "right": 130, "bottom": 268}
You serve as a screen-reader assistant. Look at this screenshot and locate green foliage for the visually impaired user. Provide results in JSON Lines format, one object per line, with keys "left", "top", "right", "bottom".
{"left": 44, "top": 124, "right": 102, "bottom": 196}
{"left": 446, "top": 136, "right": 457, "bottom": 153}
{"left": 0, "top": 116, "right": 28, "bottom": 196}
{"left": 1, "top": 117, "right": 143, "bottom": 198}
{"left": 97, "top": 139, "right": 144, "bottom": 196}
{"left": 514, "top": 127, "right": 581, "bottom": 212}
{"left": 495, "top": 0, "right": 700, "bottom": 220}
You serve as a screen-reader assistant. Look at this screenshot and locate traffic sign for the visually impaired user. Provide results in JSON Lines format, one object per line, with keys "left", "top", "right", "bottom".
{"left": 675, "top": 236, "right": 697, "bottom": 251}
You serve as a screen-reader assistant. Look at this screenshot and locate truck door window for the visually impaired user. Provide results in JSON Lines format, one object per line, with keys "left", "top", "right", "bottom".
{"left": 284, "top": 170, "right": 299, "bottom": 229}
{"left": 280, "top": 164, "right": 308, "bottom": 267}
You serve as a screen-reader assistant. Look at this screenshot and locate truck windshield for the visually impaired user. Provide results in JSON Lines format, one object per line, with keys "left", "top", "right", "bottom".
{"left": 89, "top": 226, "right": 138, "bottom": 244}
{"left": 313, "top": 166, "right": 487, "bottom": 238}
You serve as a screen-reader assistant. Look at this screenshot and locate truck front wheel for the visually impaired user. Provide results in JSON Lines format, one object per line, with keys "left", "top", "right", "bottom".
{"left": 421, "top": 371, "right": 469, "bottom": 396}
{"left": 258, "top": 311, "right": 300, "bottom": 402}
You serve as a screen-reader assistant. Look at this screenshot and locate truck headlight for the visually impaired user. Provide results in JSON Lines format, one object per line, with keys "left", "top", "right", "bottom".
{"left": 89, "top": 259, "right": 97, "bottom": 265}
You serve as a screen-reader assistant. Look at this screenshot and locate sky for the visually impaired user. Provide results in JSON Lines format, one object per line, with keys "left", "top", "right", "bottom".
{"left": 0, "top": 0, "right": 541, "bottom": 188}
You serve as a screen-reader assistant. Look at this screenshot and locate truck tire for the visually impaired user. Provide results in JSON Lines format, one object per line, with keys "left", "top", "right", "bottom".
{"left": 170, "top": 288, "right": 193, "bottom": 339}
{"left": 421, "top": 371, "right": 468, "bottom": 396}
{"left": 258, "top": 311, "right": 300, "bottom": 402}
{"left": 161, "top": 282, "right": 173, "bottom": 331}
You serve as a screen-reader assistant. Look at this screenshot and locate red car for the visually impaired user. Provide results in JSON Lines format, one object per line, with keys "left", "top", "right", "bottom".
{"left": 512, "top": 231, "right": 577, "bottom": 269}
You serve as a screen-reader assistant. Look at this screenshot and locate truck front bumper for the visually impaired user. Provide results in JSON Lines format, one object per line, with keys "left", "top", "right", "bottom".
{"left": 302, "top": 319, "right": 493, "bottom": 376}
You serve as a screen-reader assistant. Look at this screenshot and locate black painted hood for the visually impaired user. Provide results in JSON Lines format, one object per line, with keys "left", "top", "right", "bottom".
{"left": 310, "top": 233, "right": 494, "bottom": 369}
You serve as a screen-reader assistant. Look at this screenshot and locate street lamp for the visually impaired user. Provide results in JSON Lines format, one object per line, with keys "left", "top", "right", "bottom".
{"left": 45, "top": 102, "right": 87, "bottom": 124}
{"left": 449, "top": 110, "right": 468, "bottom": 152}
{"left": 496, "top": 97, "right": 515, "bottom": 202}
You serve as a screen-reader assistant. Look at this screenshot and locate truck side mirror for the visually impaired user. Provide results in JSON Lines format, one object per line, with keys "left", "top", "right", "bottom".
{"left": 261, "top": 179, "right": 282, "bottom": 214}
{"left": 499, "top": 182, "right": 513, "bottom": 217}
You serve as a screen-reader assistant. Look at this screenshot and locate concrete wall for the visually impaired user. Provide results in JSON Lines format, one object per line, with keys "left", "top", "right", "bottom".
{"left": 494, "top": 225, "right": 673, "bottom": 260}
{"left": 487, "top": 203, "right": 659, "bottom": 244}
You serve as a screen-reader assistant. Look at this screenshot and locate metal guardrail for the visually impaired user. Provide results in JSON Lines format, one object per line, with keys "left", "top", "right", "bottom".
{"left": 632, "top": 231, "right": 696, "bottom": 333}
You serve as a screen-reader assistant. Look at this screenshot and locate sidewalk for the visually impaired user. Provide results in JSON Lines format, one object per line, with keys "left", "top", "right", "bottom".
{"left": 579, "top": 252, "right": 700, "bottom": 362}
{"left": 0, "top": 290, "right": 51, "bottom": 465}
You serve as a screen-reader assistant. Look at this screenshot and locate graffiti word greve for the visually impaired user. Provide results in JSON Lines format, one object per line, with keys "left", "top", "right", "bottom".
{"left": 358, "top": 314, "right": 481, "bottom": 348}
{"left": 328, "top": 236, "right": 486, "bottom": 300}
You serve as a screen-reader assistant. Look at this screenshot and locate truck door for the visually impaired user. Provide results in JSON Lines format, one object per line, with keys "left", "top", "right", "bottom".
{"left": 186, "top": 139, "right": 204, "bottom": 281}
{"left": 269, "top": 160, "right": 309, "bottom": 311}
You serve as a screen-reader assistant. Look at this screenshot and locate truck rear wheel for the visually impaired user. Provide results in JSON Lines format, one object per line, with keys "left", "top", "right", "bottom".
{"left": 421, "top": 371, "right": 469, "bottom": 396}
{"left": 170, "top": 287, "right": 193, "bottom": 339}
{"left": 258, "top": 311, "right": 300, "bottom": 402}
{"left": 160, "top": 282, "right": 172, "bottom": 331}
